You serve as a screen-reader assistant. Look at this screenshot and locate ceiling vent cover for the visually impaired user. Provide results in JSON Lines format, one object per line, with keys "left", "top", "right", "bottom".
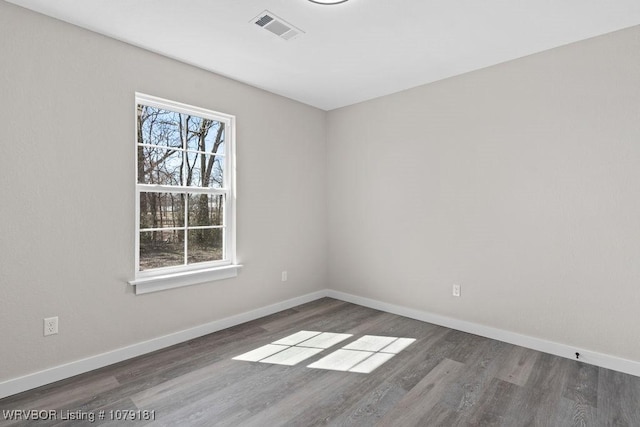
{"left": 252, "top": 10, "right": 304, "bottom": 41}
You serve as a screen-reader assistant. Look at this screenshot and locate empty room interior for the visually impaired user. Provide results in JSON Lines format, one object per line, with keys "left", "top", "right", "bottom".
{"left": 1, "top": 0, "right": 640, "bottom": 425}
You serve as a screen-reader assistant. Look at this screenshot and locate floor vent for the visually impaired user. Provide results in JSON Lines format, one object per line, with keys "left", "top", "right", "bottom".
{"left": 251, "top": 10, "right": 304, "bottom": 41}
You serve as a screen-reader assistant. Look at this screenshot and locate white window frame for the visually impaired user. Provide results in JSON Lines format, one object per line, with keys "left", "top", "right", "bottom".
{"left": 128, "top": 93, "right": 239, "bottom": 294}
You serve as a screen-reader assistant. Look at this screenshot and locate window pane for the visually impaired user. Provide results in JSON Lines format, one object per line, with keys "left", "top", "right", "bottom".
{"left": 139, "top": 230, "right": 184, "bottom": 270}
{"left": 188, "top": 228, "right": 223, "bottom": 264}
{"left": 186, "top": 152, "right": 223, "bottom": 188}
{"left": 139, "top": 146, "right": 183, "bottom": 185}
{"left": 137, "top": 106, "right": 183, "bottom": 149}
{"left": 188, "top": 194, "right": 224, "bottom": 227}
{"left": 186, "top": 119, "right": 225, "bottom": 154}
{"left": 140, "top": 192, "right": 185, "bottom": 229}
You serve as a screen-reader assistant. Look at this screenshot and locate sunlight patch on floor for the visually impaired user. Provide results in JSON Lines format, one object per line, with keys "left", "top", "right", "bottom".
{"left": 308, "top": 335, "right": 416, "bottom": 373}
{"left": 233, "top": 332, "right": 415, "bottom": 373}
{"left": 232, "top": 331, "right": 352, "bottom": 365}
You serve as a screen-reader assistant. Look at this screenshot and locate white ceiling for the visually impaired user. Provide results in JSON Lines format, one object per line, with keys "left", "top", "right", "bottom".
{"left": 6, "top": 0, "right": 640, "bottom": 110}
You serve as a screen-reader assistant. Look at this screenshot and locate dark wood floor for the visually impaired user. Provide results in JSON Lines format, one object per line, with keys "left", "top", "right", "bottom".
{"left": 1, "top": 298, "right": 639, "bottom": 426}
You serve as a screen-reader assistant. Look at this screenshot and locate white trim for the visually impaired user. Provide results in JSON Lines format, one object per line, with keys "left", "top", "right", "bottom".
{"left": 0, "top": 290, "right": 327, "bottom": 399}
{"left": 225, "top": 112, "right": 237, "bottom": 265}
{"left": 129, "top": 264, "right": 242, "bottom": 294}
{"left": 138, "top": 184, "right": 228, "bottom": 195}
{"left": 325, "top": 289, "right": 640, "bottom": 378}
{"left": 3, "top": 289, "right": 639, "bottom": 399}
{"left": 135, "top": 93, "right": 236, "bottom": 123}
{"left": 137, "top": 142, "right": 228, "bottom": 157}
{"left": 140, "top": 225, "right": 223, "bottom": 233}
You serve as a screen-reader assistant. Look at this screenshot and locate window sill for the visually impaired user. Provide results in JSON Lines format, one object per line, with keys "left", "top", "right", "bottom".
{"left": 128, "top": 264, "right": 242, "bottom": 295}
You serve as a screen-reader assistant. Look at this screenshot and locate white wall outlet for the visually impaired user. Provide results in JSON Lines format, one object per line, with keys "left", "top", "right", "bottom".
{"left": 44, "top": 317, "right": 58, "bottom": 336}
{"left": 281, "top": 271, "right": 288, "bottom": 282}
{"left": 452, "top": 284, "right": 461, "bottom": 297}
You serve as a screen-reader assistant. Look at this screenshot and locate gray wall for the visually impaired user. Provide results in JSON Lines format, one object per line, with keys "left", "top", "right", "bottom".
{"left": 0, "top": 1, "right": 327, "bottom": 382}
{"left": 327, "top": 26, "right": 640, "bottom": 361}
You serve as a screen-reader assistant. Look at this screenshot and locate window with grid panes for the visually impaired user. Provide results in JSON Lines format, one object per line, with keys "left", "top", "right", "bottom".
{"left": 130, "top": 94, "right": 237, "bottom": 294}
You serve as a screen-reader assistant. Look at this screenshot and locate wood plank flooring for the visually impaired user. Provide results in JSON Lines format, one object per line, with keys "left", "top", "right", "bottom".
{"left": 1, "top": 298, "right": 639, "bottom": 426}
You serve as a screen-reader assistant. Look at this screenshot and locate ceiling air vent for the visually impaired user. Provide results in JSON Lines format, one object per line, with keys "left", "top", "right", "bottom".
{"left": 252, "top": 10, "right": 304, "bottom": 41}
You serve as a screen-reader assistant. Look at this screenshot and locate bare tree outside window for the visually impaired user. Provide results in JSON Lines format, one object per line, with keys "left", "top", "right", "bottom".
{"left": 136, "top": 102, "right": 228, "bottom": 271}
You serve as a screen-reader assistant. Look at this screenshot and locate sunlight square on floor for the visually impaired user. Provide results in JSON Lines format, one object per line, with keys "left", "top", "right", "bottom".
{"left": 348, "top": 352, "right": 395, "bottom": 373}
{"left": 272, "top": 330, "right": 322, "bottom": 346}
{"left": 307, "top": 349, "right": 372, "bottom": 371}
{"left": 232, "top": 344, "right": 289, "bottom": 362}
{"left": 308, "top": 336, "right": 416, "bottom": 373}
{"left": 342, "top": 335, "right": 397, "bottom": 352}
{"left": 296, "top": 332, "right": 353, "bottom": 349}
{"left": 232, "top": 332, "right": 415, "bottom": 373}
{"left": 232, "top": 330, "right": 353, "bottom": 366}
{"left": 260, "top": 346, "right": 324, "bottom": 366}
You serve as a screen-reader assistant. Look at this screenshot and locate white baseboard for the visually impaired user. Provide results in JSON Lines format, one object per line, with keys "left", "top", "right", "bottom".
{"left": 0, "top": 290, "right": 327, "bottom": 399}
{"left": 3, "top": 288, "right": 639, "bottom": 399}
{"left": 326, "top": 289, "right": 640, "bottom": 378}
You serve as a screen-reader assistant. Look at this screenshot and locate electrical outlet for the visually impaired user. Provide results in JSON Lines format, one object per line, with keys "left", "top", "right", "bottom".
{"left": 281, "top": 271, "right": 288, "bottom": 282}
{"left": 44, "top": 317, "right": 58, "bottom": 336}
{"left": 452, "top": 284, "right": 461, "bottom": 297}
